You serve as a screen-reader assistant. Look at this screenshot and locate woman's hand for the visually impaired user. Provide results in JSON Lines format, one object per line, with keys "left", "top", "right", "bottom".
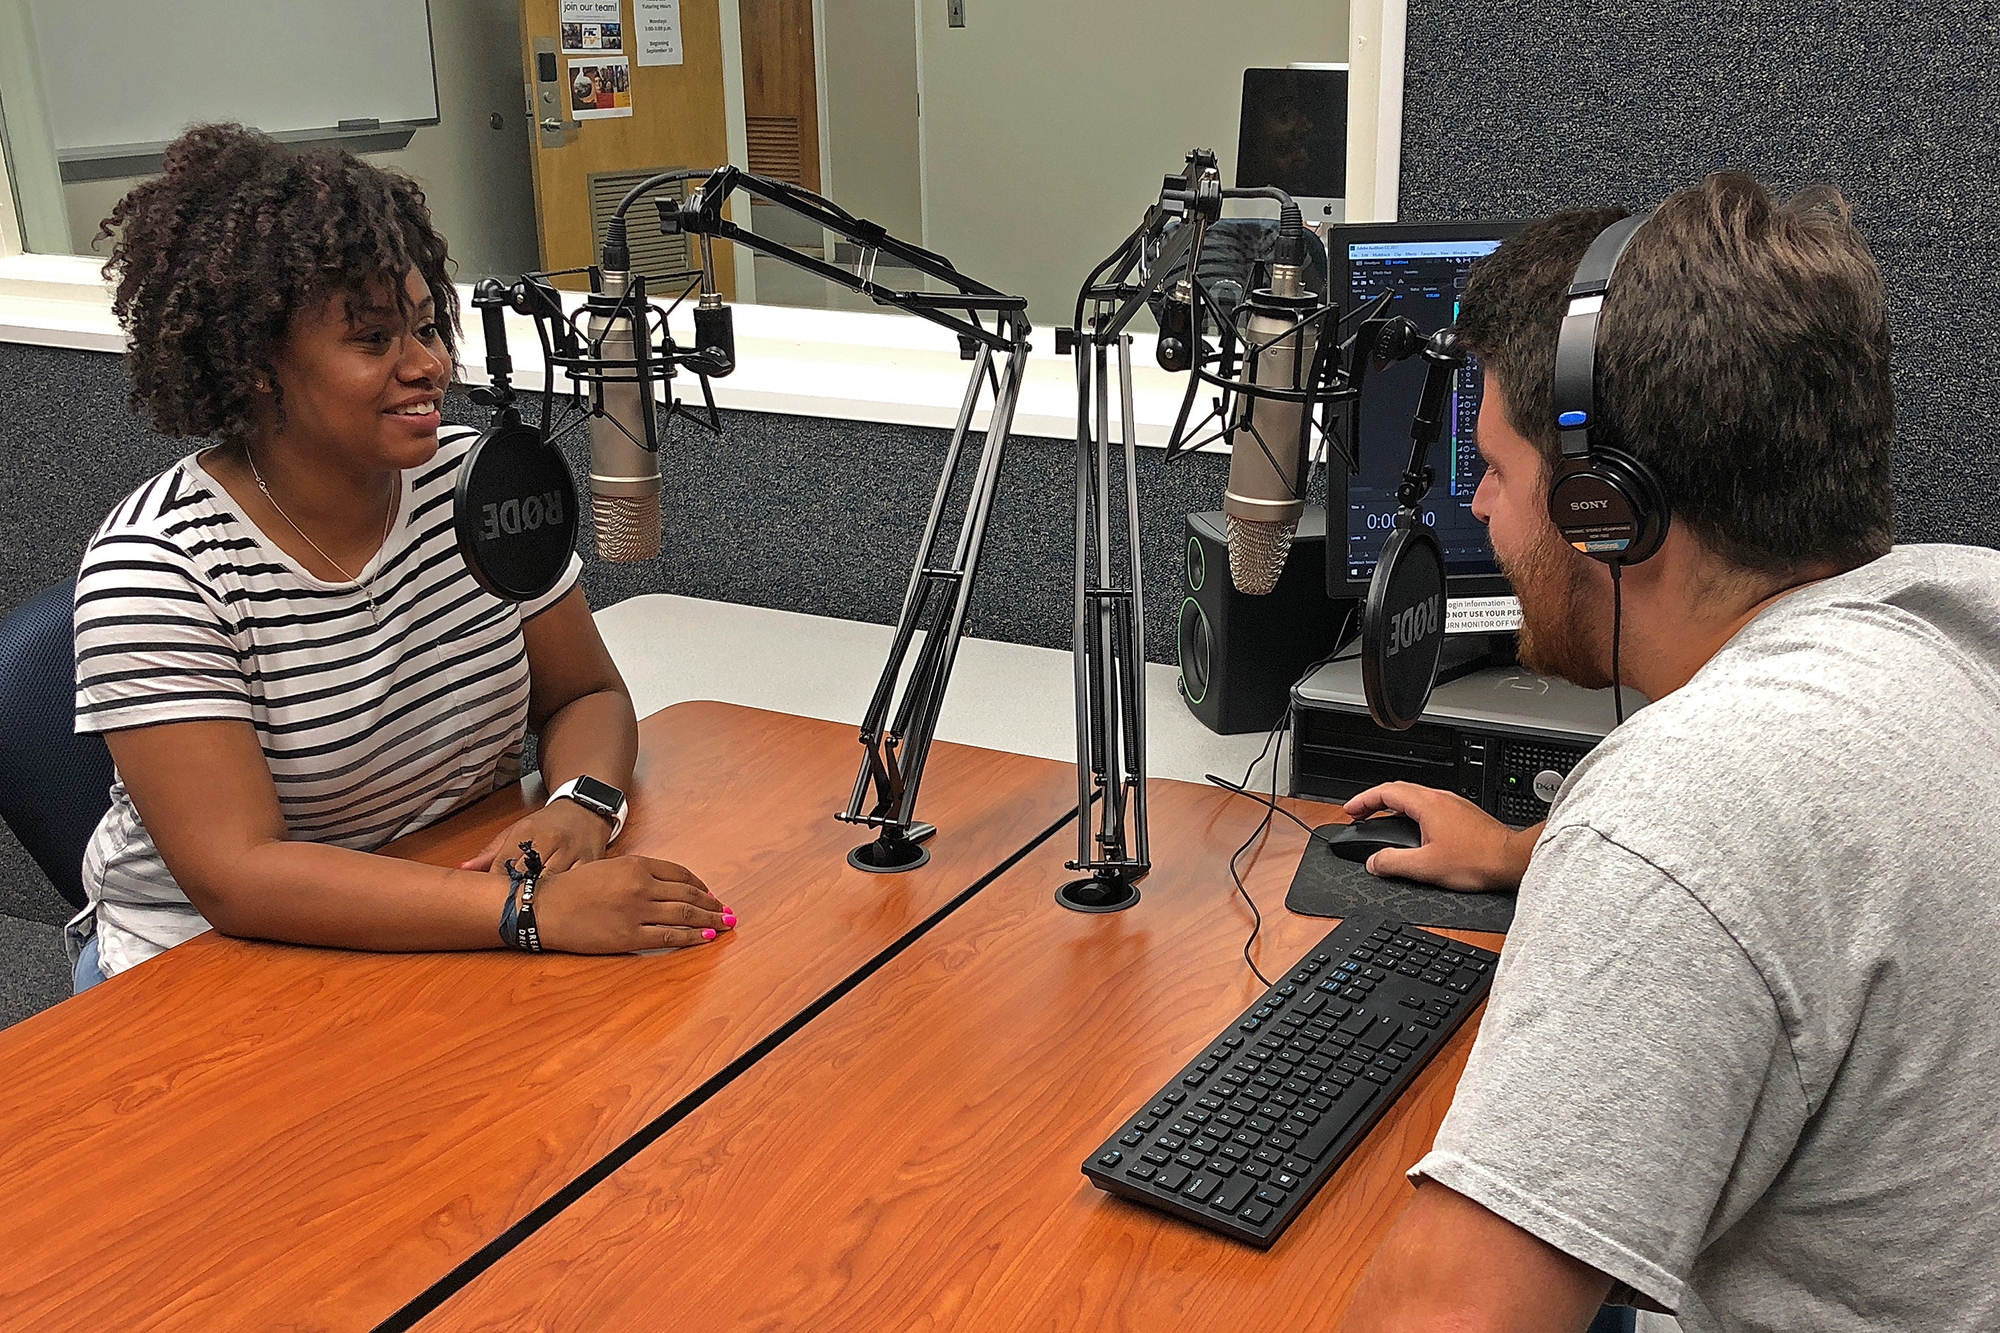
{"left": 1342, "top": 783, "right": 1541, "bottom": 892}
{"left": 533, "top": 856, "right": 734, "bottom": 953}
{"left": 462, "top": 798, "right": 615, "bottom": 875}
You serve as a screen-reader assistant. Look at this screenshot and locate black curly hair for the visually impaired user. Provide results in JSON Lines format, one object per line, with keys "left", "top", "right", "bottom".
{"left": 99, "top": 123, "right": 458, "bottom": 443}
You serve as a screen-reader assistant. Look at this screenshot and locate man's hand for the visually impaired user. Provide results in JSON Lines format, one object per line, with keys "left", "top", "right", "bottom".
{"left": 1342, "top": 783, "right": 1540, "bottom": 891}
{"left": 462, "top": 797, "right": 615, "bottom": 875}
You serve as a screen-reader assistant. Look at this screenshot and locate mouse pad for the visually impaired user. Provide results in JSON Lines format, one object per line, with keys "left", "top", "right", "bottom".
{"left": 1285, "top": 824, "right": 1516, "bottom": 934}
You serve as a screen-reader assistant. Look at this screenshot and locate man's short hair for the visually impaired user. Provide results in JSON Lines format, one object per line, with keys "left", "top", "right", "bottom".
{"left": 1456, "top": 172, "right": 1895, "bottom": 575}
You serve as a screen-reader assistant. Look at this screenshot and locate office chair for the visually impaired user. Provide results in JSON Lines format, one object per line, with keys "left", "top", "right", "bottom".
{"left": 0, "top": 580, "right": 115, "bottom": 910}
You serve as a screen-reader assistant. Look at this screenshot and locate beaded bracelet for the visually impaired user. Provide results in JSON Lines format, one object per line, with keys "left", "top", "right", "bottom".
{"left": 502, "top": 840, "right": 546, "bottom": 953}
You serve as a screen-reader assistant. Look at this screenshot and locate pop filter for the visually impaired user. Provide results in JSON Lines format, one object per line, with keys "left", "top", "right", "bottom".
{"left": 1360, "top": 524, "right": 1447, "bottom": 731}
{"left": 453, "top": 418, "right": 580, "bottom": 601}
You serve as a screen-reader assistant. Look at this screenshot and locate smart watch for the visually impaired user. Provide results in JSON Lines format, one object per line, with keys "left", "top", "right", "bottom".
{"left": 547, "top": 775, "right": 628, "bottom": 844}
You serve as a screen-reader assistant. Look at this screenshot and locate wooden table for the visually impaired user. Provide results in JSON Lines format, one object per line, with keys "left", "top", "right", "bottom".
{"left": 418, "top": 774, "right": 1505, "bottom": 1332}
{"left": 0, "top": 702, "right": 1075, "bottom": 1333}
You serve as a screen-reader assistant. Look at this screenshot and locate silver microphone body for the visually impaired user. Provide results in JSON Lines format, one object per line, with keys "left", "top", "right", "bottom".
{"left": 585, "top": 269, "right": 662, "bottom": 561}
{"left": 1223, "top": 261, "right": 1317, "bottom": 595}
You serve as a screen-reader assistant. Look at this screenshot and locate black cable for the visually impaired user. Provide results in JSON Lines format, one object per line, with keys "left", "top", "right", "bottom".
{"left": 1213, "top": 611, "right": 1360, "bottom": 989}
{"left": 1610, "top": 560, "right": 1626, "bottom": 726}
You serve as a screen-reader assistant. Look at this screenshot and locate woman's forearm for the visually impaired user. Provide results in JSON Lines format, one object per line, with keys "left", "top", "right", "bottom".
{"left": 199, "top": 841, "right": 516, "bottom": 952}
{"left": 536, "top": 687, "right": 639, "bottom": 795}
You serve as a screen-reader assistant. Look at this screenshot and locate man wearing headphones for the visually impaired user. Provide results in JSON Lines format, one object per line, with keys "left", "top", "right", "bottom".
{"left": 1335, "top": 175, "right": 2000, "bottom": 1331}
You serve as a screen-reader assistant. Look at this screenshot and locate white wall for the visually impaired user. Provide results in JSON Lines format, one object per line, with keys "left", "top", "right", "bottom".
{"left": 915, "top": 0, "right": 1347, "bottom": 327}
{"left": 820, "top": 0, "right": 923, "bottom": 241}
{"left": 55, "top": 0, "right": 537, "bottom": 283}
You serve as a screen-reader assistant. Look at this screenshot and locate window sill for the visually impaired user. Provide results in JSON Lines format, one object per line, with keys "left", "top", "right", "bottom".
{"left": 0, "top": 252, "right": 1195, "bottom": 446}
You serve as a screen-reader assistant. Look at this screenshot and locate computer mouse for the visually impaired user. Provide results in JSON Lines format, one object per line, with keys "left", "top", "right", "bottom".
{"left": 1320, "top": 813, "right": 1424, "bottom": 864}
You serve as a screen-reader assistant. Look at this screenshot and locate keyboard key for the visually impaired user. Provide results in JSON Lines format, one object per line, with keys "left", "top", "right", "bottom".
{"left": 1248, "top": 1115, "right": 1277, "bottom": 1134}
{"left": 1219, "top": 1142, "right": 1250, "bottom": 1161}
{"left": 1157, "top": 1136, "right": 1184, "bottom": 1152}
{"left": 1386, "top": 1045, "right": 1413, "bottom": 1062}
{"left": 1135, "top": 1118, "right": 1157, "bottom": 1133}
{"left": 1232, "top": 1131, "right": 1260, "bottom": 1148}
{"left": 1163, "top": 1090, "right": 1186, "bottom": 1104}
{"left": 1182, "top": 1072, "right": 1207, "bottom": 1087}
{"left": 1267, "top": 1132, "right": 1297, "bottom": 1152}
{"left": 1169, "top": 1122, "right": 1196, "bottom": 1138}
{"left": 1295, "top": 1086, "right": 1379, "bottom": 1160}
{"left": 1337, "top": 1010, "right": 1373, "bottom": 1036}
{"left": 1292, "top": 1105, "right": 1320, "bottom": 1124}
{"left": 1240, "top": 1162, "right": 1270, "bottom": 1180}
{"left": 1399, "top": 996, "right": 1425, "bottom": 1010}
{"left": 1181, "top": 1173, "right": 1217, "bottom": 1201}
{"left": 1184, "top": 1109, "right": 1212, "bottom": 1125}
{"left": 1341, "top": 987, "right": 1367, "bottom": 1000}
{"left": 1363, "top": 1068, "right": 1391, "bottom": 1084}
{"left": 1273, "top": 1171, "right": 1302, "bottom": 1190}
{"left": 1281, "top": 1157, "right": 1311, "bottom": 1177}
{"left": 1210, "top": 1174, "right": 1257, "bottom": 1213}
{"left": 1148, "top": 1103, "right": 1173, "bottom": 1119}
{"left": 1197, "top": 1094, "right": 1226, "bottom": 1111}
{"left": 1119, "top": 1132, "right": 1143, "bottom": 1146}
{"left": 1176, "top": 1151, "right": 1205, "bottom": 1169}
{"left": 1280, "top": 1119, "right": 1312, "bottom": 1139}
{"left": 1142, "top": 1149, "right": 1169, "bottom": 1166}
{"left": 1205, "top": 1158, "right": 1236, "bottom": 1177}
{"left": 1417, "top": 1014, "right": 1440, "bottom": 1028}
{"left": 1214, "top": 1110, "right": 1244, "bottom": 1128}
{"left": 1253, "top": 1148, "right": 1284, "bottom": 1167}
{"left": 1097, "top": 1151, "right": 1122, "bottom": 1167}
{"left": 1270, "top": 1091, "right": 1299, "bottom": 1108}
{"left": 1399, "top": 1024, "right": 1428, "bottom": 1046}
{"left": 1238, "top": 1202, "right": 1275, "bottom": 1225}
{"left": 1238, "top": 1018, "right": 1261, "bottom": 1032}
{"left": 1358, "top": 1017, "right": 1402, "bottom": 1051}
{"left": 1190, "top": 1136, "right": 1220, "bottom": 1154}
{"left": 1125, "top": 1164, "right": 1157, "bottom": 1181}
{"left": 1255, "top": 1186, "right": 1289, "bottom": 1206}
{"left": 1222, "top": 1035, "right": 1244, "bottom": 1048}
{"left": 1155, "top": 1164, "right": 1190, "bottom": 1192}
{"left": 1294, "top": 993, "right": 1327, "bottom": 1017}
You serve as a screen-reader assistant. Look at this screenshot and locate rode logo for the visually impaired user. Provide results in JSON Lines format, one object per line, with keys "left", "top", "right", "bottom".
{"left": 480, "top": 491, "right": 567, "bottom": 541}
{"left": 1385, "top": 593, "right": 1441, "bottom": 658}
{"left": 1568, "top": 498, "right": 1611, "bottom": 511}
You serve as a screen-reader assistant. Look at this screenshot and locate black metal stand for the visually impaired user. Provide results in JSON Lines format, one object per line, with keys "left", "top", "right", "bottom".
{"left": 652, "top": 168, "right": 1036, "bottom": 872}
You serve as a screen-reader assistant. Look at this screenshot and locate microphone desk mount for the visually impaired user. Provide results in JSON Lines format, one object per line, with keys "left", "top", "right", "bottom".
{"left": 656, "top": 167, "right": 1033, "bottom": 874}
{"left": 1052, "top": 150, "right": 1471, "bottom": 909}
{"left": 471, "top": 170, "right": 1031, "bottom": 874}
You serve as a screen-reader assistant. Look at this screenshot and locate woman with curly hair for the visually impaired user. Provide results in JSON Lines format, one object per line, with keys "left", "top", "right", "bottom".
{"left": 68, "top": 124, "right": 732, "bottom": 991}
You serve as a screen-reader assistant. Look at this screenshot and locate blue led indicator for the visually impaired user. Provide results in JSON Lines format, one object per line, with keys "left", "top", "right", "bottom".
{"left": 1557, "top": 410, "right": 1589, "bottom": 428}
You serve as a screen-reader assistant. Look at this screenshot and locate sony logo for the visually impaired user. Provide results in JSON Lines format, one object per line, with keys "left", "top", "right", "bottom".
{"left": 1569, "top": 498, "right": 1611, "bottom": 511}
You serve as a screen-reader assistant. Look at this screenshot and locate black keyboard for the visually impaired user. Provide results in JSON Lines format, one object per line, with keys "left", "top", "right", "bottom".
{"left": 1082, "top": 917, "right": 1499, "bottom": 1247}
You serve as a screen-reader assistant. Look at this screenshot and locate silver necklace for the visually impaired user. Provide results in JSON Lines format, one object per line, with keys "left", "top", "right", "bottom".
{"left": 243, "top": 446, "right": 397, "bottom": 622}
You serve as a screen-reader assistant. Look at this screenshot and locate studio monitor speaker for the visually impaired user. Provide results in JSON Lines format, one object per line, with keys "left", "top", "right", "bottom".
{"left": 1179, "top": 507, "right": 1345, "bottom": 735}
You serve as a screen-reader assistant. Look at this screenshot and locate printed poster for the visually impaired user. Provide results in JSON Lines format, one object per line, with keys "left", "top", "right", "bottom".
{"left": 560, "top": 0, "right": 623, "bottom": 54}
{"left": 636, "top": 0, "right": 683, "bottom": 67}
{"left": 567, "top": 56, "right": 633, "bottom": 119}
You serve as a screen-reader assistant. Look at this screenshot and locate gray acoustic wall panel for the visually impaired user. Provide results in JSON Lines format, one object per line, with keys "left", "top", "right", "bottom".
{"left": 1397, "top": 0, "right": 2000, "bottom": 548}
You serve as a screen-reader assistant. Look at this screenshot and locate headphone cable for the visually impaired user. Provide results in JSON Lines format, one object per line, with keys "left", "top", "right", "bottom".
{"left": 1610, "top": 559, "right": 1626, "bottom": 726}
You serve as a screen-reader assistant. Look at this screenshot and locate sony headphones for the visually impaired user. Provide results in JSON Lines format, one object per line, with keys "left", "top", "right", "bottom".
{"left": 1547, "top": 213, "right": 1671, "bottom": 565}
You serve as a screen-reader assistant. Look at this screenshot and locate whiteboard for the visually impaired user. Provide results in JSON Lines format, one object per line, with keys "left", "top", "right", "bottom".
{"left": 30, "top": 0, "right": 439, "bottom": 157}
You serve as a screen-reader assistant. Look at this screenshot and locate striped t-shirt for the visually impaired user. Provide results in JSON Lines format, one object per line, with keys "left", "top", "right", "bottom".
{"left": 73, "top": 425, "right": 580, "bottom": 977}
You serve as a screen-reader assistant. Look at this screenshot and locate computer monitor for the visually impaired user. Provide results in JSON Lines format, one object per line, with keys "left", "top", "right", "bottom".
{"left": 1236, "top": 66, "right": 1347, "bottom": 226}
{"left": 1328, "top": 220, "right": 1526, "bottom": 635}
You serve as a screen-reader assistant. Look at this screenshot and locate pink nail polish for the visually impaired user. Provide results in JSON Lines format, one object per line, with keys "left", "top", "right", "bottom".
{"left": 702, "top": 928, "right": 717, "bottom": 940}
{"left": 722, "top": 913, "right": 737, "bottom": 927}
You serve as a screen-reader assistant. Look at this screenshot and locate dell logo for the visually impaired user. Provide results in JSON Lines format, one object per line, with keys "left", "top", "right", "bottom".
{"left": 480, "top": 491, "right": 567, "bottom": 542}
{"left": 1569, "top": 498, "right": 1611, "bottom": 511}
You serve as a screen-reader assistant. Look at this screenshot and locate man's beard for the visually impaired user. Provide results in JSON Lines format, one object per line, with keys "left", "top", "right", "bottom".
{"left": 1499, "top": 526, "right": 1611, "bottom": 688}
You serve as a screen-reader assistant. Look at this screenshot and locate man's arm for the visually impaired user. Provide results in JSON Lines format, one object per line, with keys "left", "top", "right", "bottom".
{"left": 1338, "top": 1179, "right": 1613, "bottom": 1333}
{"left": 1345, "top": 782, "right": 1540, "bottom": 891}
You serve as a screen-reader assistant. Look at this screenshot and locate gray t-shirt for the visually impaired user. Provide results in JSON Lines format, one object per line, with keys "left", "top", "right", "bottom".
{"left": 1412, "top": 544, "right": 2000, "bottom": 1332}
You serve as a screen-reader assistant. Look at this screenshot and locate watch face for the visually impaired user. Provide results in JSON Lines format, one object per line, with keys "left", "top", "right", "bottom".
{"left": 573, "top": 775, "right": 624, "bottom": 811}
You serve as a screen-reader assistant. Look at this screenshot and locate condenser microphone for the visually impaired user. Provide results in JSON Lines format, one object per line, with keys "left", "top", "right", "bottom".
{"left": 585, "top": 222, "right": 662, "bottom": 561}
{"left": 1222, "top": 215, "right": 1316, "bottom": 595}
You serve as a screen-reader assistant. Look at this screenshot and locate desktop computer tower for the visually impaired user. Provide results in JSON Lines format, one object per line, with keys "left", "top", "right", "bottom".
{"left": 1289, "top": 655, "right": 1644, "bottom": 824}
{"left": 1178, "top": 508, "right": 1344, "bottom": 735}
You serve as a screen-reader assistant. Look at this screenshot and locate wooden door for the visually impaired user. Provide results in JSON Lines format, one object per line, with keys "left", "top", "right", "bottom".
{"left": 519, "top": 0, "right": 737, "bottom": 295}
{"left": 738, "top": 0, "right": 820, "bottom": 192}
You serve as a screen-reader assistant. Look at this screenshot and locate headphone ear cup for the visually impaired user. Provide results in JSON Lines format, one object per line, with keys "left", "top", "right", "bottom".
{"left": 1547, "top": 449, "right": 1671, "bottom": 565}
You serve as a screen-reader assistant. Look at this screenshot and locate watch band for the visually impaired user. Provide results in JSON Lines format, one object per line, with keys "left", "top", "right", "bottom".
{"left": 547, "top": 776, "right": 628, "bottom": 844}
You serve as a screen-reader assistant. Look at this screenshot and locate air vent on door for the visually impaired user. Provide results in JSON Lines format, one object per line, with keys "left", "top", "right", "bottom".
{"left": 745, "top": 116, "right": 804, "bottom": 184}
{"left": 587, "top": 168, "right": 692, "bottom": 285}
